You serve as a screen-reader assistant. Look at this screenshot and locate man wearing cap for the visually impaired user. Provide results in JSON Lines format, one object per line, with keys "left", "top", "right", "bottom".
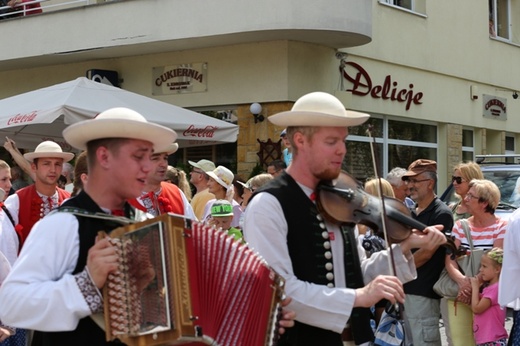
{"left": 401, "top": 159, "right": 454, "bottom": 345}
{"left": 209, "top": 199, "right": 243, "bottom": 241}
{"left": 4, "top": 140, "right": 74, "bottom": 247}
{"left": 188, "top": 159, "right": 216, "bottom": 220}
{"left": 0, "top": 107, "right": 177, "bottom": 345}
{"left": 129, "top": 143, "right": 196, "bottom": 219}
{"left": 244, "top": 92, "right": 448, "bottom": 346}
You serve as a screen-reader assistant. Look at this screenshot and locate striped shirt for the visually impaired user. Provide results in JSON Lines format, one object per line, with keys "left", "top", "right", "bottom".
{"left": 452, "top": 217, "right": 507, "bottom": 250}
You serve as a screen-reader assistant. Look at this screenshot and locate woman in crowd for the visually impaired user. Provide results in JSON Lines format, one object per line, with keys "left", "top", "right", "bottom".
{"left": 441, "top": 161, "right": 484, "bottom": 345}
{"left": 165, "top": 166, "right": 192, "bottom": 202}
{"left": 444, "top": 179, "right": 506, "bottom": 345}
{"left": 71, "top": 151, "right": 88, "bottom": 197}
{"left": 449, "top": 161, "right": 484, "bottom": 221}
{"left": 202, "top": 166, "right": 242, "bottom": 228}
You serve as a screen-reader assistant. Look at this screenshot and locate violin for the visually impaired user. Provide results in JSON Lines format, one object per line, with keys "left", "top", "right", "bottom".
{"left": 316, "top": 171, "right": 457, "bottom": 255}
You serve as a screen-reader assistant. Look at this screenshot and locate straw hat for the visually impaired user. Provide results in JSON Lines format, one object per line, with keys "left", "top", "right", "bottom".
{"left": 63, "top": 107, "right": 177, "bottom": 151}
{"left": 269, "top": 92, "right": 369, "bottom": 127}
{"left": 24, "top": 141, "right": 74, "bottom": 163}
{"left": 207, "top": 166, "right": 234, "bottom": 190}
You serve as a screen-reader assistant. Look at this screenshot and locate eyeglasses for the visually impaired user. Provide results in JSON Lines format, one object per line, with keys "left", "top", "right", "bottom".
{"left": 451, "top": 176, "right": 466, "bottom": 184}
{"left": 403, "top": 178, "right": 431, "bottom": 185}
{"left": 191, "top": 170, "right": 204, "bottom": 175}
{"left": 465, "top": 193, "right": 480, "bottom": 200}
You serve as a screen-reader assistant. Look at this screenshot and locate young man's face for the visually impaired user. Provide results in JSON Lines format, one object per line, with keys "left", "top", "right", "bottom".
{"left": 33, "top": 158, "right": 63, "bottom": 187}
{"left": 298, "top": 127, "right": 348, "bottom": 182}
{"left": 108, "top": 139, "right": 154, "bottom": 199}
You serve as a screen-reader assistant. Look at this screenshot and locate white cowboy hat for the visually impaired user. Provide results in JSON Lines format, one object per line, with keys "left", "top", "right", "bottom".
{"left": 155, "top": 143, "right": 179, "bottom": 155}
{"left": 207, "top": 165, "right": 234, "bottom": 190}
{"left": 62, "top": 107, "right": 177, "bottom": 151}
{"left": 24, "top": 141, "right": 75, "bottom": 163}
{"left": 268, "top": 91, "right": 370, "bottom": 127}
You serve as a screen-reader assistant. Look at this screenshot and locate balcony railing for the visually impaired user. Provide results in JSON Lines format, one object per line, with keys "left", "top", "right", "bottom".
{"left": 0, "top": 0, "right": 104, "bottom": 19}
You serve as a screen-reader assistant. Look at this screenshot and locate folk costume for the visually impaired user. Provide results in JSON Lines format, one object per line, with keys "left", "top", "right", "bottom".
{"left": 5, "top": 185, "right": 70, "bottom": 246}
{"left": 244, "top": 172, "right": 416, "bottom": 346}
{"left": 128, "top": 181, "right": 196, "bottom": 219}
{"left": 5, "top": 140, "right": 74, "bottom": 248}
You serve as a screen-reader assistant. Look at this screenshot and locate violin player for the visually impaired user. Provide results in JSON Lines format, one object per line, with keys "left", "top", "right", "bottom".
{"left": 401, "top": 159, "right": 454, "bottom": 346}
{"left": 243, "top": 92, "right": 448, "bottom": 346}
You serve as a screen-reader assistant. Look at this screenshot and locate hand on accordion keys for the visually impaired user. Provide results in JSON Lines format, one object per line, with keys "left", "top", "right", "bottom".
{"left": 279, "top": 297, "right": 296, "bottom": 335}
{"left": 87, "top": 234, "right": 120, "bottom": 289}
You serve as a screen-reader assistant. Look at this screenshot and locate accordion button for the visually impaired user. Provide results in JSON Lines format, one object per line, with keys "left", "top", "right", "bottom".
{"left": 325, "top": 262, "right": 333, "bottom": 270}
{"left": 327, "top": 283, "right": 335, "bottom": 288}
{"left": 324, "top": 251, "right": 332, "bottom": 259}
{"left": 321, "top": 231, "right": 329, "bottom": 239}
{"left": 326, "top": 272, "right": 334, "bottom": 281}
{"left": 323, "top": 241, "right": 331, "bottom": 249}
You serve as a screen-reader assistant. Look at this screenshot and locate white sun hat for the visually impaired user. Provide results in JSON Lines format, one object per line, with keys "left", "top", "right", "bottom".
{"left": 62, "top": 107, "right": 177, "bottom": 151}
{"left": 207, "top": 166, "right": 234, "bottom": 190}
{"left": 23, "top": 141, "right": 74, "bottom": 163}
{"left": 268, "top": 91, "right": 370, "bottom": 127}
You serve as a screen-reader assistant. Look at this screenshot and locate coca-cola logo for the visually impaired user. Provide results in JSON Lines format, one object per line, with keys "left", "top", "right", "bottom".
{"left": 183, "top": 125, "right": 217, "bottom": 138}
{"left": 7, "top": 111, "right": 37, "bottom": 126}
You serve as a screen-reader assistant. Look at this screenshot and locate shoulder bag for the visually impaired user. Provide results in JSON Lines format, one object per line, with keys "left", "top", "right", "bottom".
{"left": 433, "top": 219, "right": 484, "bottom": 298}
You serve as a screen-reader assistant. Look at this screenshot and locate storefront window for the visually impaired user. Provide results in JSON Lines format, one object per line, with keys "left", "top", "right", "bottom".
{"left": 346, "top": 116, "right": 437, "bottom": 182}
{"left": 462, "top": 129, "right": 474, "bottom": 162}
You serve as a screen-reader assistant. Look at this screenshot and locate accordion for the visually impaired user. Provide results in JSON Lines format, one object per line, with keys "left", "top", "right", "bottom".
{"left": 103, "top": 213, "right": 285, "bottom": 346}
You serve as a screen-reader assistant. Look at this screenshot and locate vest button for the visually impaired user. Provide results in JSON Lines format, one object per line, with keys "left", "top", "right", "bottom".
{"left": 324, "top": 251, "right": 332, "bottom": 259}
{"left": 323, "top": 241, "right": 331, "bottom": 249}
{"left": 326, "top": 272, "right": 334, "bottom": 281}
{"left": 325, "top": 262, "right": 333, "bottom": 270}
{"left": 327, "top": 283, "right": 334, "bottom": 288}
{"left": 321, "top": 231, "right": 329, "bottom": 239}
{"left": 319, "top": 222, "right": 326, "bottom": 229}
{"left": 316, "top": 214, "right": 323, "bottom": 221}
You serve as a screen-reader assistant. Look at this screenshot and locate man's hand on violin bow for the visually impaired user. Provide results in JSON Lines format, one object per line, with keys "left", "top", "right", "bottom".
{"left": 400, "top": 225, "right": 446, "bottom": 253}
{"left": 354, "top": 275, "right": 405, "bottom": 308}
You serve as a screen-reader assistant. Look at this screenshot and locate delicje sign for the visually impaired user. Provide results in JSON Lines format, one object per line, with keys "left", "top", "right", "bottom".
{"left": 152, "top": 62, "right": 208, "bottom": 95}
{"left": 340, "top": 61, "right": 424, "bottom": 111}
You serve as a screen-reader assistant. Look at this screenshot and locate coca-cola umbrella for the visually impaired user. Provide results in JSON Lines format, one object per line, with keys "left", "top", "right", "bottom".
{"left": 0, "top": 77, "right": 238, "bottom": 151}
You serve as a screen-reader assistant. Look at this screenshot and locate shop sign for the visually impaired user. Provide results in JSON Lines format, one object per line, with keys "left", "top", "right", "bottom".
{"left": 152, "top": 63, "right": 207, "bottom": 95}
{"left": 340, "top": 61, "right": 423, "bottom": 111}
{"left": 483, "top": 94, "right": 507, "bottom": 120}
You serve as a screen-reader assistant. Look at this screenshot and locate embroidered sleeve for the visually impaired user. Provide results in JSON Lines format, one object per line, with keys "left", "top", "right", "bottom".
{"left": 74, "top": 267, "right": 103, "bottom": 314}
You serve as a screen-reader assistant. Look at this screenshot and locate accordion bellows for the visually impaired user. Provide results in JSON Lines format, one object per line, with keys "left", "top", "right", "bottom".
{"left": 103, "top": 213, "right": 285, "bottom": 346}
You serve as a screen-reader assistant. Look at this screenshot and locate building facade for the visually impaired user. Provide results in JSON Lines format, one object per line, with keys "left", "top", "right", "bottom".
{"left": 0, "top": 0, "right": 519, "bottom": 192}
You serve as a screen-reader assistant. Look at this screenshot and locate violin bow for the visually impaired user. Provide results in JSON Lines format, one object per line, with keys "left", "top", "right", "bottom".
{"left": 366, "top": 124, "right": 397, "bottom": 275}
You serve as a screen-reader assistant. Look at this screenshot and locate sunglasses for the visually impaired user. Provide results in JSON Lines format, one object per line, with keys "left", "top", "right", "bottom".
{"left": 451, "top": 176, "right": 465, "bottom": 184}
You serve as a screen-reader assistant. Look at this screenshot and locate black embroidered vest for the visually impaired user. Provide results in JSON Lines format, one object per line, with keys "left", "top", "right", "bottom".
{"left": 256, "top": 172, "right": 343, "bottom": 346}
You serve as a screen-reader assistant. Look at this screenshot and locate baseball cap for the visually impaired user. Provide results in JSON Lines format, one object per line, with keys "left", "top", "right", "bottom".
{"left": 211, "top": 200, "right": 234, "bottom": 217}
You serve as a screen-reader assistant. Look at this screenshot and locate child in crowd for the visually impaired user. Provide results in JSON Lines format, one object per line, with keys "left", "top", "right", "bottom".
{"left": 470, "top": 247, "right": 508, "bottom": 346}
{"left": 209, "top": 199, "right": 243, "bottom": 241}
